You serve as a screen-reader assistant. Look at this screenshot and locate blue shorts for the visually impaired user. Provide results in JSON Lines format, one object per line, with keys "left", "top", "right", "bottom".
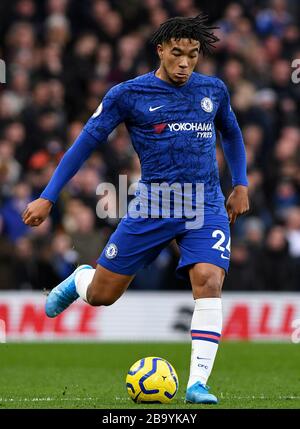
{"left": 97, "top": 214, "right": 230, "bottom": 281}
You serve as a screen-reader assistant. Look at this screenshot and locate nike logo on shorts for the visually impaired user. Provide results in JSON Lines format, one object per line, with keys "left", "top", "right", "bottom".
{"left": 221, "top": 254, "right": 230, "bottom": 259}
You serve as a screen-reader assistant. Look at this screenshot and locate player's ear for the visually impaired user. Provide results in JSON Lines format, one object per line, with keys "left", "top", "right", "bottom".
{"left": 157, "top": 44, "right": 163, "bottom": 60}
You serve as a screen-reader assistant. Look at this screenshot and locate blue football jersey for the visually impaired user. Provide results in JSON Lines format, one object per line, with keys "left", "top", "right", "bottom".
{"left": 84, "top": 70, "right": 240, "bottom": 216}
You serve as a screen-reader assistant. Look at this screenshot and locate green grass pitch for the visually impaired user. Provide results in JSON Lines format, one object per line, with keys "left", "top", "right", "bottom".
{"left": 0, "top": 342, "right": 299, "bottom": 409}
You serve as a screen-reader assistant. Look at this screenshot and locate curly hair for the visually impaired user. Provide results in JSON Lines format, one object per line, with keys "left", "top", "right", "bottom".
{"left": 150, "top": 14, "right": 219, "bottom": 56}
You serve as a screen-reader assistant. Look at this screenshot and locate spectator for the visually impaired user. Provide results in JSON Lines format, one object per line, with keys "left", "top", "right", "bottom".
{"left": 0, "top": 183, "right": 32, "bottom": 242}
{"left": 258, "top": 225, "right": 295, "bottom": 290}
{"left": 223, "top": 241, "right": 257, "bottom": 290}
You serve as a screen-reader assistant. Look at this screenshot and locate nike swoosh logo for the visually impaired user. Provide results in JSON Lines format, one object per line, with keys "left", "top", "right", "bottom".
{"left": 197, "top": 357, "right": 211, "bottom": 360}
{"left": 221, "top": 254, "right": 230, "bottom": 260}
{"left": 149, "top": 105, "right": 164, "bottom": 112}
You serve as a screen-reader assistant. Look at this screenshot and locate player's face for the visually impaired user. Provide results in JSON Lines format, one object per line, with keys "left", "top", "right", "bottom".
{"left": 157, "top": 38, "right": 200, "bottom": 85}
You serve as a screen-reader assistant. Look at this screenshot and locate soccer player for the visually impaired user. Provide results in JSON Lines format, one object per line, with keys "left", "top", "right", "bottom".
{"left": 22, "top": 15, "right": 249, "bottom": 404}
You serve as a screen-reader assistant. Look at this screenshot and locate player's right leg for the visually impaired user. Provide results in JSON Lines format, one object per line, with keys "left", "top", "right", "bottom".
{"left": 45, "top": 264, "right": 133, "bottom": 318}
{"left": 77, "top": 264, "right": 134, "bottom": 306}
{"left": 45, "top": 216, "right": 174, "bottom": 318}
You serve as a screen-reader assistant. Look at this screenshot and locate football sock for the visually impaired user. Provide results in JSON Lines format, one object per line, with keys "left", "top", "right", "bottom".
{"left": 75, "top": 268, "right": 95, "bottom": 302}
{"left": 187, "top": 297, "right": 222, "bottom": 388}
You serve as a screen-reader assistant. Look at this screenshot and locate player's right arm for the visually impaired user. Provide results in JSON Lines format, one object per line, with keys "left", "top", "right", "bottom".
{"left": 22, "top": 84, "right": 128, "bottom": 226}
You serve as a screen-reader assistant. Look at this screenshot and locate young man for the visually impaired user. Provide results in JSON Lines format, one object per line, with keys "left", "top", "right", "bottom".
{"left": 22, "top": 15, "right": 249, "bottom": 404}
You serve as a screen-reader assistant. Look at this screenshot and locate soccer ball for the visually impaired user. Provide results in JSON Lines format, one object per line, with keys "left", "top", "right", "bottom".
{"left": 126, "top": 356, "right": 179, "bottom": 403}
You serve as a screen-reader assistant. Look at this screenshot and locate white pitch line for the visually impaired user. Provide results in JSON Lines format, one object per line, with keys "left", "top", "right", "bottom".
{"left": 219, "top": 394, "right": 300, "bottom": 400}
{"left": 114, "top": 395, "right": 300, "bottom": 401}
{"left": 1, "top": 395, "right": 300, "bottom": 403}
{"left": 0, "top": 397, "right": 100, "bottom": 402}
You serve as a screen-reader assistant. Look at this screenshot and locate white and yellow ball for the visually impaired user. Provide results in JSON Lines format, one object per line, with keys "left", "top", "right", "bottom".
{"left": 126, "top": 356, "right": 179, "bottom": 403}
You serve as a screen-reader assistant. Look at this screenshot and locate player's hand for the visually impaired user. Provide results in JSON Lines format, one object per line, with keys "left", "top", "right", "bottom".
{"left": 226, "top": 185, "right": 249, "bottom": 225}
{"left": 22, "top": 198, "right": 53, "bottom": 227}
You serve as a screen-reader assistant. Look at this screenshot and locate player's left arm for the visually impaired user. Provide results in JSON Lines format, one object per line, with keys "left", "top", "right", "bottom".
{"left": 215, "top": 80, "right": 250, "bottom": 224}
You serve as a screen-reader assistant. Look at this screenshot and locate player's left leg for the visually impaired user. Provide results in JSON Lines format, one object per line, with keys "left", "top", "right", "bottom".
{"left": 185, "top": 262, "right": 225, "bottom": 404}
{"left": 176, "top": 213, "right": 230, "bottom": 404}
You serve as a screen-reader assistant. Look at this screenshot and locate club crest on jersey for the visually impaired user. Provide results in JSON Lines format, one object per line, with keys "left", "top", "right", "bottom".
{"left": 201, "top": 97, "right": 213, "bottom": 113}
{"left": 105, "top": 243, "right": 118, "bottom": 259}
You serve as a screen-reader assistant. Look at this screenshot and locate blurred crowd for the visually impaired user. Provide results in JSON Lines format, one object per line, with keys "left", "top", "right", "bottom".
{"left": 0, "top": 0, "right": 300, "bottom": 291}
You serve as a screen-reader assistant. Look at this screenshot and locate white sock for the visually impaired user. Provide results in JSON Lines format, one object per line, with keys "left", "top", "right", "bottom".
{"left": 75, "top": 268, "right": 95, "bottom": 302}
{"left": 187, "top": 298, "right": 222, "bottom": 388}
